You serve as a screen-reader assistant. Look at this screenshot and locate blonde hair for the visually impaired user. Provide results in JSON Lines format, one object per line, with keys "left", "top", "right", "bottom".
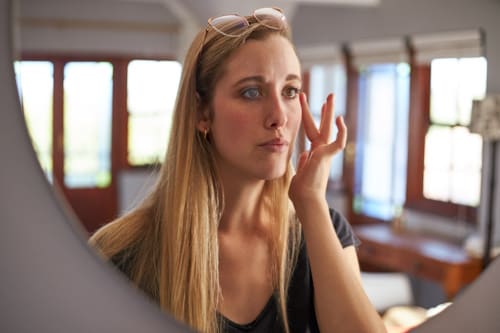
{"left": 90, "top": 16, "right": 302, "bottom": 333}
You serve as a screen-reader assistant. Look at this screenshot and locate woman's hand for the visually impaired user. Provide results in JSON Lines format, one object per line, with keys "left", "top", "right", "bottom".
{"left": 289, "top": 92, "right": 347, "bottom": 205}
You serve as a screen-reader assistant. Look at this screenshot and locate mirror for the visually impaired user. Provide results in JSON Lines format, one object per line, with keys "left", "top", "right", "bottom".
{"left": 5, "top": 0, "right": 500, "bottom": 331}
{"left": 0, "top": 0, "right": 190, "bottom": 331}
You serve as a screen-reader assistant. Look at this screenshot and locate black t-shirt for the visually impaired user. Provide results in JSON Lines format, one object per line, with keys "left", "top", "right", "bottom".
{"left": 111, "top": 208, "right": 359, "bottom": 333}
{"left": 221, "top": 208, "right": 360, "bottom": 333}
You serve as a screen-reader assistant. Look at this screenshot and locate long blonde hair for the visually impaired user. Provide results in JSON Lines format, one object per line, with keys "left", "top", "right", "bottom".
{"left": 90, "top": 16, "right": 302, "bottom": 333}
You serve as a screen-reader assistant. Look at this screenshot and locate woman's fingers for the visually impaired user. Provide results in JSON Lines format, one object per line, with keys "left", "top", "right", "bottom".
{"left": 300, "top": 92, "right": 319, "bottom": 142}
{"left": 325, "top": 115, "right": 347, "bottom": 155}
{"left": 300, "top": 92, "right": 345, "bottom": 157}
{"left": 292, "top": 96, "right": 346, "bottom": 203}
{"left": 319, "top": 93, "right": 334, "bottom": 143}
{"left": 301, "top": 92, "right": 336, "bottom": 146}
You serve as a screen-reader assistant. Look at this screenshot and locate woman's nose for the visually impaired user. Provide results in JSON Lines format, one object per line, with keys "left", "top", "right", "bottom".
{"left": 265, "top": 93, "right": 287, "bottom": 129}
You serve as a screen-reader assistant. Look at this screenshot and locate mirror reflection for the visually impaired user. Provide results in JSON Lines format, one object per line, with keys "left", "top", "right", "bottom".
{"left": 13, "top": 0, "right": 500, "bottom": 332}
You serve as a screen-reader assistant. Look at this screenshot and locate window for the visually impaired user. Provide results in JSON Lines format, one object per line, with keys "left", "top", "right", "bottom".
{"left": 405, "top": 30, "right": 485, "bottom": 223}
{"left": 14, "top": 56, "right": 183, "bottom": 231}
{"left": 127, "top": 60, "right": 182, "bottom": 166}
{"left": 14, "top": 61, "right": 54, "bottom": 182}
{"left": 64, "top": 61, "right": 113, "bottom": 188}
{"left": 340, "top": 39, "right": 411, "bottom": 222}
{"left": 424, "top": 57, "right": 486, "bottom": 206}
{"left": 353, "top": 63, "right": 410, "bottom": 220}
{"left": 15, "top": 57, "right": 183, "bottom": 176}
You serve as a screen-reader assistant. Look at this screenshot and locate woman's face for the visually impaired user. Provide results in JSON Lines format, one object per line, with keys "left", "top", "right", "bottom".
{"left": 207, "top": 34, "right": 302, "bottom": 182}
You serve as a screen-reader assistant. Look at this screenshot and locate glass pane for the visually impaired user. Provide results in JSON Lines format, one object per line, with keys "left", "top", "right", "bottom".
{"left": 362, "top": 143, "right": 392, "bottom": 201}
{"left": 451, "top": 127, "right": 482, "bottom": 172}
{"left": 128, "top": 114, "right": 172, "bottom": 165}
{"left": 430, "top": 58, "right": 459, "bottom": 125}
{"left": 128, "top": 60, "right": 182, "bottom": 165}
{"left": 450, "top": 127, "right": 482, "bottom": 206}
{"left": 430, "top": 57, "right": 487, "bottom": 126}
{"left": 424, "top": 126, "right": 482, "bottom": 206}
{"left": 393, "top": 63, "right": 411, "bottom": 206}
{"left": 451, "top": 170, "right": 481, "bottom": 206}
{"left": 64, "top": 62, "right": 113, "bottom": 188}
{"left": 457, "top": 57, "right": 487, "bottom": 125}
{"left": 309, "top": 64, "right": 347, "bottom": 181}
{"left": 362, "top": 65, "right": 397, "bottom": 204}
{"left": 424, "top": 126, "right": 451, "bottom": 201}
{"left": 356, "top": 63, "right": 409, "bottom": 219}
{"left": 424, "top": 125, "right": 452, "bottom": 170}
{"left": 423, "top": 170, "right": 450, "bottom": 202}
{"left": 14, "top": 61, "right": 53, "bottom": 182}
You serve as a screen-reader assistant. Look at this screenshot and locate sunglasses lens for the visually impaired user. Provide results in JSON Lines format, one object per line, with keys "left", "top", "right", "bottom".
{"left": 209, "top": 15, "right": 249, "bottom": 37}
{"left": 254, "top": 7, "right": 286, "bottom": 30}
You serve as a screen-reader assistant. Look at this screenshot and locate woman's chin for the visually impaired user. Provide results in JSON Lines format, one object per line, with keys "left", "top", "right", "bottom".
{"left": 260, "top": 165, "right": 288, "bottom": 181}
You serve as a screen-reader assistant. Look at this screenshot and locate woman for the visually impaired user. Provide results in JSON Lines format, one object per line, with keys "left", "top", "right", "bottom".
{"left": 90, "top": 7, "right": 386, "bottom": 333}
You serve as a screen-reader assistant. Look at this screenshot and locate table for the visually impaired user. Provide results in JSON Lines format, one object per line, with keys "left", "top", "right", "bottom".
{"left": 355, "top": 224, "right": 483, "bottom": 300}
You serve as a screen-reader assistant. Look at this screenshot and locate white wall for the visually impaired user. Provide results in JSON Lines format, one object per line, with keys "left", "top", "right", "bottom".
{"left": 17, "top": 0, "right": 179, "bottom": 57}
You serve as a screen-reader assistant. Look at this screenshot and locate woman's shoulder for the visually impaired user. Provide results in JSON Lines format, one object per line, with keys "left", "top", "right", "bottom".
{"left": 328, "top": 207, "right": 361, "bottom": 248}
{"left": 88, "top": 219, "right": 139, "bottom": 279}
{"left": 108, "top": 249, "right": 135, "bottom": 278}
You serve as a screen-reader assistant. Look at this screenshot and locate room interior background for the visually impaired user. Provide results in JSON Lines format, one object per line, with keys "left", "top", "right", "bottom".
{"left": 11, "top": 0, "right": 500, "bottom": 312}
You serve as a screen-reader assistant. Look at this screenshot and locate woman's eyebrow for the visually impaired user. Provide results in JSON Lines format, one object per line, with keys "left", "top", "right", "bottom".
{"left": 233, "top": 76, "right": 265, "bottom": 86}
{"left": 234, "top": 74, "right": 301, "bottom": 86}
{"left": 286, "top": 74, "right": 302, "bottom": 82}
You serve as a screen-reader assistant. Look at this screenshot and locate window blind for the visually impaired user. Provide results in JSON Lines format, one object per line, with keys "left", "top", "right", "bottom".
{"left": 348, "top": 38, "right": 408, "bottom": 67}
{"left": 297, "top": 44, "right": 344, "bottom": 70}
{"left": 410, "top": 29, "right": 484, "bottom": 64}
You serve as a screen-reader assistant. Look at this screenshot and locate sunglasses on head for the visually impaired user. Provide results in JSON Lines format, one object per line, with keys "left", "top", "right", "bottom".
{"left": 206, "top": 7, "right": 287, "bottom": 38}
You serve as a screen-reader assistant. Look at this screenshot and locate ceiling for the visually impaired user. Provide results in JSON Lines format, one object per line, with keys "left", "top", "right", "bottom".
{"left": 111, "top": 0, "right": 381, "bottom": 27}
{"left": 178, "top": 0, "right": 380, "bottom": 22}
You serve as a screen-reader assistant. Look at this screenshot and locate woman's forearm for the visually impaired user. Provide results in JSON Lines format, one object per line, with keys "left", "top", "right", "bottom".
{"left": 294, "top": 197, "right": 387, "bottom": 333}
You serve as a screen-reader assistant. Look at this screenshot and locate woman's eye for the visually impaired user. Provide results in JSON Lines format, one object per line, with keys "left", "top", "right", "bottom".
{"left": 241, "top": 87, "right": 261, "bottom": 99}
{"left": 283, "top": 87, "right": 300, "bottom": 99}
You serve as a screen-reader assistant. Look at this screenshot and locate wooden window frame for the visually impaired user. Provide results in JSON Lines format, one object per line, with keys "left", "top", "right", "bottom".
{"left": 405, "top": 60, "right": 477, "bottom": 224}
{"left": 17, "top": 53, "right": 176, "bottom": 232}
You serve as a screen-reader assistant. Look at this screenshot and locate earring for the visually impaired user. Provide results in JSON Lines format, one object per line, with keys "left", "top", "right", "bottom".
{"left": 203, "top": 128, "right": 209, "bottom": 139}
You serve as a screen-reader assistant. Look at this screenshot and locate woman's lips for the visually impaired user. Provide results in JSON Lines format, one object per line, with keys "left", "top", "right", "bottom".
{"left": 258, "top": 138, "right": 289, "bottom": 152}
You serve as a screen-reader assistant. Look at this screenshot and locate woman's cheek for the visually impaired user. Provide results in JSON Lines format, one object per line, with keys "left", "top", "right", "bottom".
{"left": 220, "top": 111, "right": 255, "bottom": 143}
{"left": 290, "top": 104, "right": 302, "bottom": 134}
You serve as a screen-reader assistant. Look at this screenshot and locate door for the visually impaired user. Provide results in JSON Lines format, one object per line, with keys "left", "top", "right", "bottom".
{"left": 53, "top": 60, "right": 117, "bottom": 234}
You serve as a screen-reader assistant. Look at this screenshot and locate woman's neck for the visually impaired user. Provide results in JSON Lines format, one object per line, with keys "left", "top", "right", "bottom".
{"left": 218, "top": 175, "right": 268, "bottom": 233}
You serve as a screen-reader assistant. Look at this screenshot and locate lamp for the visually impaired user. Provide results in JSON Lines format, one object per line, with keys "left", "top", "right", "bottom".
{"left": 470, "top": 94, "right": 500, "bottom": 268}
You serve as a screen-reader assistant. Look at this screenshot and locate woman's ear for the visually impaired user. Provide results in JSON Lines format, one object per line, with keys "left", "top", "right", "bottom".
{"left": 195, "top": 92, "right": 211, "bottom": 134}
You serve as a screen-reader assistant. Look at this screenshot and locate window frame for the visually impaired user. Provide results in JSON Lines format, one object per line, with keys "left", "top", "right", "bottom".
{"left": 17, "top": 53, "right": 177, "bottom": 232}
{"left": 405, "top": 59, "right": 478, "bottom": 224}
{"left": 20, "top": 52, "right": 178, "bottom": 168}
